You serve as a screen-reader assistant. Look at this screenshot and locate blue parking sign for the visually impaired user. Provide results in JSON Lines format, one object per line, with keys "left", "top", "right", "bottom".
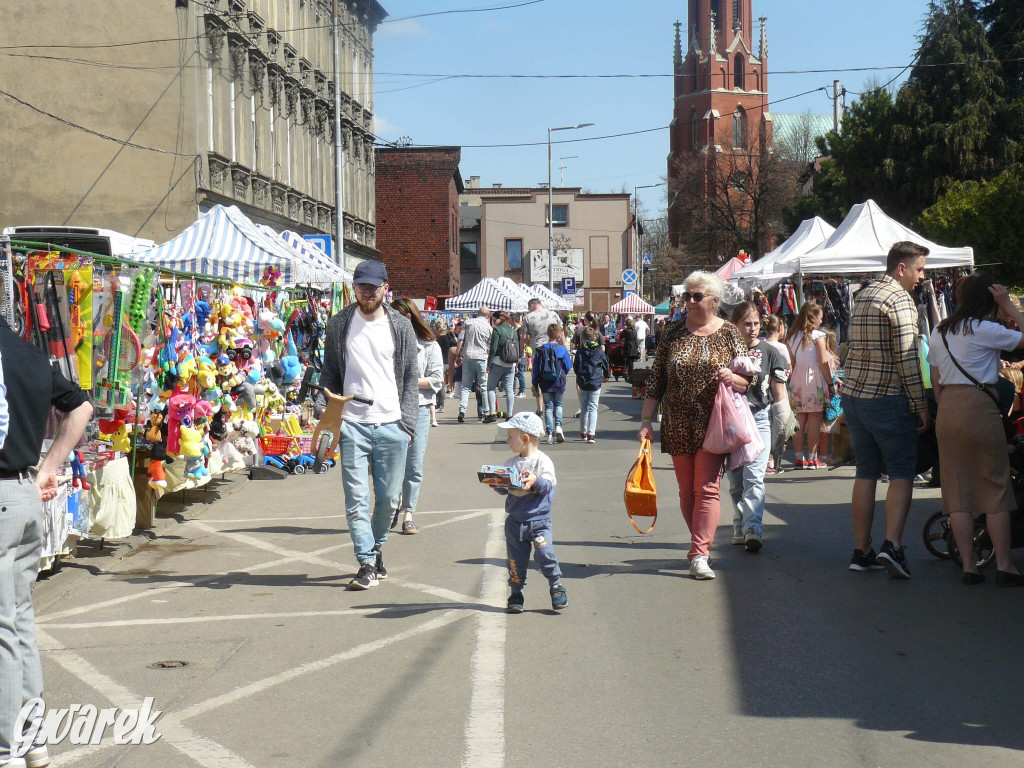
{"left": 561, "top": 277, "right": 576, "bottom": 295}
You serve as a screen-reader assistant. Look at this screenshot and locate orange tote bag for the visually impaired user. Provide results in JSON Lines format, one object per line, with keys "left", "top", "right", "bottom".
{"left": 624, "top": 438, "right": 658, "bottom": 534}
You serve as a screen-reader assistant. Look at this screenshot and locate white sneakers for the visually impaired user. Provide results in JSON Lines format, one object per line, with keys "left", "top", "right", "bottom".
{"left": 546, "top": 432, "right": 555, "bottom": 444}
{"left": 555, "top": 426, "right": 565, "bottom": 443}
{"left": 732, "top": 527, "right": 744, "bottom": 545}
{"left": 689, "top": 555, "right": 716, "bottom": 580}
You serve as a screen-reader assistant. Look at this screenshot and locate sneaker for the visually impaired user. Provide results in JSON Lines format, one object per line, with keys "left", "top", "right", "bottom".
{"left": 587, "top": 434, "right": 596, "bottom": 444}
{"left": 806, "top": 459, "right": 820, "bottom": 470}
{"left": 457, "top": 412, "right": 465, "bottom": 424}
{"left": 23, "top": 745, "right": 49, "bottom": 768}
{"left": 744, "top": 531, "right": 763, "bottom": 553}
{"left": 849, "top": 547, "right": 885, "bottom": 572}
{"left": 555, "top": 426, "right": 565, "bottom": 443}
{"left": 483, "top": 414, "right": 497, "bottom": 424}
{"left": 372, "top": 545, "right": 387, "bottom": 580}
{"left": 431, "top": 420, "right": 439, "bottom": 427}
{"left": 550, "top": 585, "right": 568, "bottom": 610}
{"left": 876, "top": 539, "right": 911, "bottom": 579}
{"left": 546, "top": 432, "right": 555, "bottom": 444}
{"left": 347, "top": 562, "right": 379, "bottom": 590}
{"left": 580, "top": 432, "right": 587, "bottom": 441}
{"left": 767, "top": 458, "right": 775, "bottom": 473}
{"left": 795, "top": 459, "right": 807, "bottom": 469}
{"left": 535, "top": 409, "right": 543, "bottom": 417}
{"left": 688, "top": 555, "right": 716, "bottom": 580}
{"left": 507, "top": 592, "right": 524, "bottom": 614}
{"left": 573, "top": 409, "right": 582, "bottom": 418}
{"left": 731, "top": 527, "right": 744, "bottom": 545}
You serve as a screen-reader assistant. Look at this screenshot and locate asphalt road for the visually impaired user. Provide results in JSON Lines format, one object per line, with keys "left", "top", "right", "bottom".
{"left": 31, "top": 375, "right": 1024, "bottom": 768}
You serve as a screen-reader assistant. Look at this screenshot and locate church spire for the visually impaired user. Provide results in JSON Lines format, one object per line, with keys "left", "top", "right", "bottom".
{"left": 673, "top": 20, "right": 682, "bottom": 67}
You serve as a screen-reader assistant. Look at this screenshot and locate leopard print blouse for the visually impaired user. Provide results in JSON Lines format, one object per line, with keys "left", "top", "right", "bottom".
{"left": 647, "top": 320, "right": 747, "bottom": 456}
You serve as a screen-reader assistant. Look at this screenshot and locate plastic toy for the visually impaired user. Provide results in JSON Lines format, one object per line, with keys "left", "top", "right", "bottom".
{"left": 310, "top": 390, "right": 373, "bottom": 473}
{"left": 70, "top": 451, "right": 91, "bottom": 490}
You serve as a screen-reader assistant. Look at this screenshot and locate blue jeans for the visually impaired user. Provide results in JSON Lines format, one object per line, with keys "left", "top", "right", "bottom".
{"left": 729, "top": 407, "right": 772, "bottom": 536}
{"left": 505, "top": 516, "right": 561, "bottom": 591}
{"left": 487, "top": 363, "right": 515, "bottom": 417}
{"left": 459, "top": 358, "right": 488, "bottom": 414}
{"left": 579, "top": 387, "right": 602, "bottom": 436}
{"left": 841, "top": 393, "right": 918, "bottom": 481}
{"left": 401, "top": 406, "right": 431, "bottom": 513}
{"left": 543, "top": 390, "right": 564, "bottom": 433}
{"left": 515, "top": 357, "right": 527, "bottom": 395}
{"left": 340, "top": 420, "right": 409, "bottom": 565}
{"left": 0, "top": 478, "right": 45, "bottom": 760}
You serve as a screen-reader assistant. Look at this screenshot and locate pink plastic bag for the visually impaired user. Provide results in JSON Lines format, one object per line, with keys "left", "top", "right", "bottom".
{"left": 726, "top": 392, "right": 766, "bottom": 471}
{"left": 703, "top": 381, "right": 752, "bottom": 454}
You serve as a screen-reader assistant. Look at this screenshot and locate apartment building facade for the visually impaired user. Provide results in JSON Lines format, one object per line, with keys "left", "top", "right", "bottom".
{"left": 0, "top": 0, "right": 385, "bottom": 265}
{"left": 460, "top": 178, "right": 632, "bottom": 312}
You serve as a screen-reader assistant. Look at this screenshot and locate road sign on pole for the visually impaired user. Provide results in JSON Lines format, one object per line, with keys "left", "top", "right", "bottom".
{"left": 642, "top": 253, "right": 652, "bottom": 266}
{"left": 561, "top": 277, "right": 576, "bottom": 295}
{"left": 622, "top": 269, "right": 638, "bottom": 286}
{"left": 303, "top": 234, "right": 333, "bottom": 261}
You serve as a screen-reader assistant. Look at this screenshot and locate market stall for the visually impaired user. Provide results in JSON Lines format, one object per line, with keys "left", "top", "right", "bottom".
{"left": 529, "top": 283, "right": 573, "bottom": 311}
{"left": 445, "top": 277, "right": 529, "bottom": 312}
{"left": 732, "top": 216, "right": 836, "bottom": 289}
{"left": 610, "top": 294, "right": 655, "bottom": 314}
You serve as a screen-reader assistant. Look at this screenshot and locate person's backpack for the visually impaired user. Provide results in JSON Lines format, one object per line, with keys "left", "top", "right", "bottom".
{"left": 536, "top": 345, "right": 561, "bottom": 383}
{"left": 499, "top": 333, "right": 520, "bottom": 365}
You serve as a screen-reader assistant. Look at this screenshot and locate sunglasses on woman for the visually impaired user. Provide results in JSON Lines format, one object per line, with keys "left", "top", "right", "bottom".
{"left": 681, "top": 291, "right": 707, "bottom": 303}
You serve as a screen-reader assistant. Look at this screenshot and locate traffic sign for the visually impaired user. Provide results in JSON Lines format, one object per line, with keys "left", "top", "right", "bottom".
{"left": 561, "top": 277, "right": 576, "bottom": 295}
{"left": 622, "top": 269, "right": 638, "bottom": 286}
{"left": 642, "top": 253, "right": 653, "bottom": 266}
{"left": 624, "top": 289, "right": 636, "bottom": 298}
{"left": 304, "top": 234, "right": 333, "bottom": 260}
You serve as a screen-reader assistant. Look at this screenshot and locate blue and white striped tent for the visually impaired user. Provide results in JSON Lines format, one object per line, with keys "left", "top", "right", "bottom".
{"left": 495, "top": 277, "right": 540, "bottom": 307}
{"left": 530, "top": 283, "right": 573, "bottom": 311}
{"left": 445, "top": 278, "right": 529, "bottom": 312}
{"left": 261, "top": 227, "right": 351, "bottom": 284}
{"left": 133, "top": 205, "right": 317, "bottom": 285}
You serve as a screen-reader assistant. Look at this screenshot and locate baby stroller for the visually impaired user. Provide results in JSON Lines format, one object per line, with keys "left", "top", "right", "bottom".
{"left": 607, "top": 340, "right": 625, "bottom": 380}
{"left": 922, "top": 427, "right": 1024, "bottom": 569}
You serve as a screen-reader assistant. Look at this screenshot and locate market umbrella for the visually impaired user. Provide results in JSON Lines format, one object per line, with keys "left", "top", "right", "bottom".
{"left": 610, "top": 294, "right": 655, "bottom": 314}
{"left": 445, "top": 278, "right": 529, "bottom": 312}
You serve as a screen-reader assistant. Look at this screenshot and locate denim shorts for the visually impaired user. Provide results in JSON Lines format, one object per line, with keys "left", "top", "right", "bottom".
{"left": 841, "top": 393, "right": 918, "bottom": 481}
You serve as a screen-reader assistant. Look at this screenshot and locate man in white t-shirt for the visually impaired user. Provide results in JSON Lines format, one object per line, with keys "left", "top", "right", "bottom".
{"left": 320, "top": 260, "right": 420, "bottom": 590}
{"left": 454, "top": 306, "right": 493, "bottom": 423}
{"left": 522, "top": 298, "right": 563, "bottom": 414}
{"left": 634, "top": 315, "right": 650, "bottom": 361}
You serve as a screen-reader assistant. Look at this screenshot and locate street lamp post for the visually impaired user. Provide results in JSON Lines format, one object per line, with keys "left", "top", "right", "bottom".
{"left": 633, "top": 183, "right": 663, "bottom": 302}
{"left": 547, "top": 123, "right": 593, "bottom": 291}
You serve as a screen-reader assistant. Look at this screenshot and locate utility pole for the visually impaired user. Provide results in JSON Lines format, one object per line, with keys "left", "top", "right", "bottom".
{"left": 332, "top": 0, "right": 345, "bottom": 268}
{"left": 833, "top": 80, "right": 842, "bottom": 135}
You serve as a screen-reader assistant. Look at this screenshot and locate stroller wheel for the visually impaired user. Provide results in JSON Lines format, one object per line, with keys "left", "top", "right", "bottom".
{"left": 946, "top": 523, "right": 995, "bottom": 570}
{"left": 922, "top": 511, "right": 952, "bottom": 560}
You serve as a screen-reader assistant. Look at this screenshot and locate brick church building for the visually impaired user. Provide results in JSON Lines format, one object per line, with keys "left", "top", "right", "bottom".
{"left": 667, "top": 0, "right": 772, "bottom": 254}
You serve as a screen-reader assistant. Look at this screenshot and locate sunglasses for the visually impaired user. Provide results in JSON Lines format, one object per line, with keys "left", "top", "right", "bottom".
{"left": 681, "top": 291, "right": 708, "bottom": 303}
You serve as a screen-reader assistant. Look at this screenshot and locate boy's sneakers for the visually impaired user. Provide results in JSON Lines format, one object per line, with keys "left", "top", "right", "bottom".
{"left": 372, "top": 545, "right": 387, "bottom": 580}
{"left": 555, "top": 426, "right": 565, "bottom": 443}
{"left": 348, "top": 563, "right": 379, "bottom": 590}
{"left": 849, "top": 547, "right": 885, "bottom": 572}
{"left": 744, "top": 531, "right": 763, "bottom": 552}
{"left": 507, "top": 592, "right": 524, "bottom": 614}
{"left": 550, "top": 585, "right": 568, "bottom": 610}
{"left": 587, "top": 434, "right": 596, "bottom": 444}
{"left": 731, "top": 526, "right": 744, "bottom": 545}
{"left": 876, "top": 539, "right": 911, "bottom": 579}
{"left": 546, "top": 432, "right": 555, "bottom": 445}
{"left": 688, "top": 555, "right": 715, "bottom": 580}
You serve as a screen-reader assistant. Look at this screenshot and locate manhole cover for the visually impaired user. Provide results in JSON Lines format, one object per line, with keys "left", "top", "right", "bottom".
{"left": 148, "top": 660, "right": 188, "bottom": 670}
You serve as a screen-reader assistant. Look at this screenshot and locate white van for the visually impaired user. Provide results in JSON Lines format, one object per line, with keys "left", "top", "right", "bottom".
{"left": 1, "top": 225, "right": 156, "bottom": 258}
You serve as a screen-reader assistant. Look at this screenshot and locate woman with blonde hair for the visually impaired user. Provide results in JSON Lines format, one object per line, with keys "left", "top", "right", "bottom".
{"left": 785, "top": 301, "right": 834, "bottom": 469}
{"left": 638, "top": 270, "right": 748, "bottom": 580}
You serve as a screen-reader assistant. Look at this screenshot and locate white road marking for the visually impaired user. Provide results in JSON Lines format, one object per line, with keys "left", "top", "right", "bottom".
{"left": 200, "top": 507, "right": 496, "bottom": 524}
{"left": 41, "top": 607, "right": 423, "bottom": 630}
{"left": 461, "top": 507, "right": 507, "bottom": 768}
{"left": 418, "top": 509, "right": 495, "bottom": 530}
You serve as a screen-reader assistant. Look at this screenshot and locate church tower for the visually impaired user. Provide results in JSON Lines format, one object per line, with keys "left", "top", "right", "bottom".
{"left": 667, "top": 0, "right": 771, "bottom": 252}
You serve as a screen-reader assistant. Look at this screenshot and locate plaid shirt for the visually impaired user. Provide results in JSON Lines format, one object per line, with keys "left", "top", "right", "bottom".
{"left": 843, "top": 275, "right": 927, "bottom": 413}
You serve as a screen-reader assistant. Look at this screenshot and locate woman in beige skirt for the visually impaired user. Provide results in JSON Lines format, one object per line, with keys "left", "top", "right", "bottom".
{"left": 928, "top": 273, "right": 1024, "bottom": 585}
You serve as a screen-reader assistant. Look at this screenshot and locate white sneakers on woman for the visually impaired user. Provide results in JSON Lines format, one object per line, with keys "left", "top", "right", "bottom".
{"left": 689, "top": 555, "right": 716, "bottom": 580}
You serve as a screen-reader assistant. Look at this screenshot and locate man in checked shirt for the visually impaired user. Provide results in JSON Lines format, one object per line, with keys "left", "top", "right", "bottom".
{"left": 841, "top": 242, "right": 930, "bottom": 579}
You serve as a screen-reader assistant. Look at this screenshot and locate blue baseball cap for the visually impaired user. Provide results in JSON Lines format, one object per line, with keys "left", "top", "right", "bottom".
{"left": 497, "top": 412, "right": 545, "bottom": 438}
{"left": 353, "top": 260, "right": 388, "bottom": 286}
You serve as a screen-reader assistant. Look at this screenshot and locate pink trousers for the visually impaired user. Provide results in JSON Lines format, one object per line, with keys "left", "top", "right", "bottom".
{"left": 672, "top": 451, "right": 726, "bottom": 560}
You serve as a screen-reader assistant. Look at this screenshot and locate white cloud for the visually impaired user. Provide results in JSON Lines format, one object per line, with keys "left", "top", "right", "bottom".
{"left": 376, "top": 19, "right": 430, "bottom": 39}
{"left": 374, "top": 114, "right": 400, "bottom": 136}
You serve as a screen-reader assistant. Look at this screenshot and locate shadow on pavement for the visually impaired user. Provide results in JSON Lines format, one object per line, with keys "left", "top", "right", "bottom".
{"left": 111, "top": 570, "right": 352, "bottom": 589}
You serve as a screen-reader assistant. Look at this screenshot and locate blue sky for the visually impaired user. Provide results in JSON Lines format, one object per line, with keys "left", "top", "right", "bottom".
{"left": 372, "top": 0, "right": 933, "bottom": 215}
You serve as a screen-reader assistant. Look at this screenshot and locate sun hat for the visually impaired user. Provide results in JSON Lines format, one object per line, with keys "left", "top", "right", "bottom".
{"left": 496, "top": 412, "right": 545, "bottom": 438}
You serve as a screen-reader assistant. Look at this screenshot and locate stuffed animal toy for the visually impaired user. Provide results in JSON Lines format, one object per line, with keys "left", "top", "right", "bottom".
{"left": 178, "top": 424, "right": 209, "bottom": 480}
{"left": 166, "top": 393, "right": 197, "bottom": 456}
{"left": 279, "top": 332, "right": 302, "bottom": 385}
{"left": 227, "top": 419, "right": 259, "bottom": 457}
{"left": 69, "top": 451, "right": 91, "bottom": 491}
{"left": 98, "top": 412, "right": 133, "bottom": 455}
{"left": 196, "top": 356, "right": 219, "bottom": 394}
{"left": 217, "top": 354, "right": 257, "bottom": 412}
{"left": 145, "top": 406, "right": 170, "bottom": 488}
{"left": 215, "top": 303, "right": 245, "bottom": 352}
{"left": 176, "top": 352, "right": 198, "bottom": 388}
{"left": 210, "top": 408, "right": 230, "bottom": 442}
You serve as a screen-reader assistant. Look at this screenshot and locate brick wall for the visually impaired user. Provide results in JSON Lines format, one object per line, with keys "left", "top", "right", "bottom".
{"left": 374, "top": 147, "right": 463, "bottom": 298}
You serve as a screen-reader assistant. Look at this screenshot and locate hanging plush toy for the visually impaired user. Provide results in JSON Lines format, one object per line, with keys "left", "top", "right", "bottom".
{"left": 166, "top": 393, "right": 196, "bottom": 456}
{"left": 98, "top": 412, "right": 133, "bottom": 455}
{"left": 70, "top": 451, "right": 90, "bottom": 491}
{"left": 279, "top": 332, "right": 302, "bottom": 385}
{"left": 145, "top": 406, "right": 169, "bottom": 488}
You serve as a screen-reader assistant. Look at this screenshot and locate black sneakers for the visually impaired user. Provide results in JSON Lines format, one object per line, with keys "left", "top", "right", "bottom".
{"left": 507, "top": 592, "right": 524, "bottom": 614}
{"left": 372, "top": 545, "right": 388, "bottom": 580}
{"left": 876, "top": 539, "right": 911, "bottom": 579}
{"left": 550, "top": 585, "right": 568, "bottom": 610}
{"left": 849, "top": 547, "right": 885, "bottom": 572}
{"left": 457, "top": 412, "right": 466, "bottom": 423}
{"left": 348, "top": 562, "right": 379, "bottom": 590}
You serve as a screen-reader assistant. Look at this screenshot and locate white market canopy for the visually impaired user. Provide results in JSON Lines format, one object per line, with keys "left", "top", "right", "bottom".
{"left": 732, "top": 216, "right": 836, "bottom": 288}
{"left": 273, "top": 229, "right": 352, "bottom": 283}
{"left": 610, "top": 293, "right": 655, "bottom": 314}
{"left": 445, "top": 278, "right": 529, "bottom": 312}
{"left": 133, "top": 204, "right": 320, "bottom": 285}
{"left": 494, "top": 276, "right": 542, "bottom": 307}
{"left": 797, "top": 199, "right": 973, "bottom": 275}
{"left": 529, "top": 283, "right": 573, "bottom": 311}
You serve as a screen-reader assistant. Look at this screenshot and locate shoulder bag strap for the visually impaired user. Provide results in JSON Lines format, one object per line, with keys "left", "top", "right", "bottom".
{"left": 939, "top": 331, "right": 1003, "bottom": 412}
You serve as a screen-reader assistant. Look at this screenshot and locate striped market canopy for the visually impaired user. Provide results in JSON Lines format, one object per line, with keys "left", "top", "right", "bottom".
{"left": 494, "top": 276, "right": 539, "bottom": 306}
{"left": 610, "top": 293, "right": 655, "bottom": 314}
{"left": 530, "top": 283, "right": 573, "bottom": 311}
{"left": 133, "top": 204, "right": 316, "bottom": 285}
{"left": 446, "top": 278, "right": 529, "bottom": 312}
{"left": 266, "top": 228, "right": 352, "bottom": 283}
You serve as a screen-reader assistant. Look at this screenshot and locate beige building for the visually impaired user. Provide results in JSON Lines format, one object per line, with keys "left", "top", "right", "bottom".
{"left": 460, "top": 177, "right": 632, "bottom": 312}
{"left": 0, "top": 0, "right": 385, "bottom": 265}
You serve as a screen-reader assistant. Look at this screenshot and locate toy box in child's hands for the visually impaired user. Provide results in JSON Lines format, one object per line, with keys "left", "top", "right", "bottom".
{"left": 478, "top": 464, "right": 525, "bottom": 488}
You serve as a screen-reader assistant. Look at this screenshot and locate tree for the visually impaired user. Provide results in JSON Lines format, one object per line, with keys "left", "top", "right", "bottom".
{"left": 919, "top": 166, "right": 1024, "bottom": 283}
{"left": 669, "top": 129, "right": 799, "bottom": 263}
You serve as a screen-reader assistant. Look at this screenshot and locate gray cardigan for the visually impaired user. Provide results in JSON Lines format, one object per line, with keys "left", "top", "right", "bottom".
{"left": 319, "top": 303, "right": 420, "bottom": 438}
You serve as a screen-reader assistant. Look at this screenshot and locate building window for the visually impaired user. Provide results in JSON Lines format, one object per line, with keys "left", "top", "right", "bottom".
{"left": 733, "top": 108, "right": 746, "bottom": 149}
{"left": 546, "top": 204, "right": 568, "bottom": 226}
{"left": 734, "top": 54, "right": 744, "bottom": 90}
{"left": 505, "top": 239, "right": 523, "bottom": 272}
{"left": 460, "top": 242, "right": 479, "bottom": 270}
